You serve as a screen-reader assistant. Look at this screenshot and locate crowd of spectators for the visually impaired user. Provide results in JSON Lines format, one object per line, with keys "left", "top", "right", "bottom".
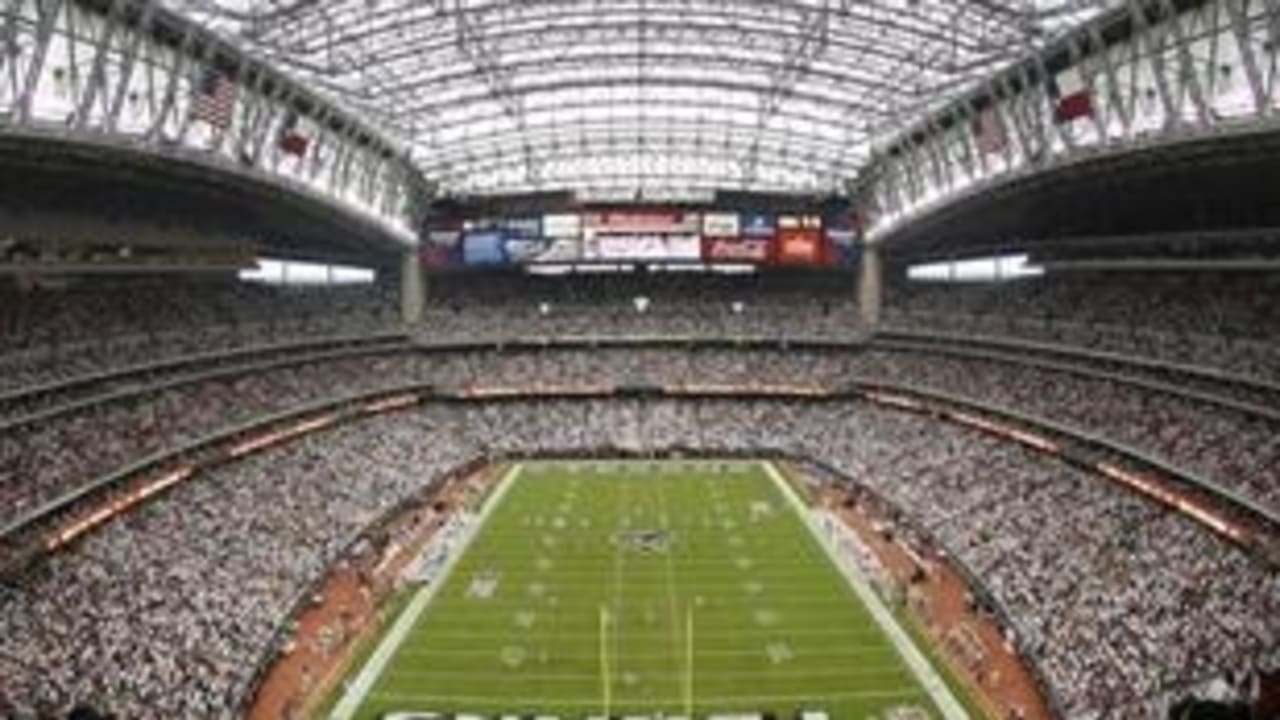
{"left": 3, "top": 344, "right": 916, "bottom": 529}
{"left": 0, "top": 351, "right": 439, "bottom": 528}
{"left": 0, "top": 411, "right": 475, "bottom": 719}
{"left": 2, "top": 270, "right": 1277, "bottom": 718}
{"left": 850, "top": 348, "right": 1280, "bottom": 516}
{"left": 0, "top": 398, "right": 1275, "bottom": 718}
{"left": 420, "top": 270, "right": 1280, "bottom": 384}
{"left": 7, "top": 271, "right": 1276, "bottom": 397}
{"left": 0, "top": 279, "right": 400, "bottom": 392}
{"left": 799, "top": 402, "right": 1278, "bottom": 717}
{"left": 0, "top": 347, "right": 869, "bottom": 528}
{"left": 4, "top": 343, "right": 1277, "bottom": 536}
{"left": 0, "top": 274, "right": 866, "bottom": 398}
{"left": 5, "top": 270, "right": 1279, "bottom": 392}
{"left": 883, "top": 271, "right": 1280, "bottom": 382}
{"left": 419, "top": 272, "right": 863, "bottom": 343}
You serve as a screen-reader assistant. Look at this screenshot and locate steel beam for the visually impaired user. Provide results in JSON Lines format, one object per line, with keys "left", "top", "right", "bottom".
{"left": 14, "top": 0, "right": 62, "bottom": 122}
{"left": 105, "top": 0, "right": 157, "bottom": 132}
{"left": 73, "top": 0, "right": 123, "bottom": 128}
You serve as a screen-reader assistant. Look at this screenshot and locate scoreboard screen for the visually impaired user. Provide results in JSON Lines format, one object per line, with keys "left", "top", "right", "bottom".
{"left": 427, "top": 208, "right": 861, "bottom": 271}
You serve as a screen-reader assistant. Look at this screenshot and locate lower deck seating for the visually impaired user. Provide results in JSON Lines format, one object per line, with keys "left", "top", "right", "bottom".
{"left": 1, "top": 399, "right": 1275, "bottom": 718}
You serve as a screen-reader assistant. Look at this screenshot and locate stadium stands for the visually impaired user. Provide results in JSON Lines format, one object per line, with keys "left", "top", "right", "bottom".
{"left": 884, "top": 272, "right": 1280, "bottom": 382}
{"left": 5, "top": 0, "right": 1280, "bottom": 716}
{"left": 850, "top": 349, "right": 1280, "bottom": 516}
{"left": 1, "top": 399, "right": 1275, "bottom": 718}
{"left": 0, "top": 279, "right": 400, "bottom": 391}
{"left": 1, "top": 273, "right": 1277, "bottom": 719}
{"left": 420, "top": 272, "right": 864, "bottom": 341}
{"left": 5, "top": 341, "right": 1277, "bottom": 535}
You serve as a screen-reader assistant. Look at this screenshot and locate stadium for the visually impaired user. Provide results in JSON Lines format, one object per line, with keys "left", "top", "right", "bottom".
{"left": 0, "top": 0, "right": 1278, "bottom": 719}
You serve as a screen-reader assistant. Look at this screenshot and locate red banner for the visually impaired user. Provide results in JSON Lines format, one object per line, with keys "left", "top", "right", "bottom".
{"left": 772, "top": 229, "right": 827, "bottom": 266}
{"left": 584, "top": 211, "right": 700, "bottom": 234}
{"left": 701, "top": 237, "right": 771, "bottom": 263}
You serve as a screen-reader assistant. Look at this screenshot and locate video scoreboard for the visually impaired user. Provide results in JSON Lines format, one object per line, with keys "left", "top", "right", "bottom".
{"left": 422, "top": 208, "right": 861, "bottom": 271}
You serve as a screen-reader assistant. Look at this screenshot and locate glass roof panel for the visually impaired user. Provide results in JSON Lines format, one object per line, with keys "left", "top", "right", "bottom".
{"left": 164, "top": 0, "right": 1119, "bottom": 198}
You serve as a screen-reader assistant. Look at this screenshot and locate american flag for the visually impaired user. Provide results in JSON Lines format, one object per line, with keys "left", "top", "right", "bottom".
{"left": 192, "top": 67, "right": 235, "bottom": 130}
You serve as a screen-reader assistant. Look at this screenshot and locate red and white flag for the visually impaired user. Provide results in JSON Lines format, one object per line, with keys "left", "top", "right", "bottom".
{"left": 1051, "top": 69, "right": 1095, "bottom": 124}
{"left": 277, "top": 111, "right": 312, "bottom": 157}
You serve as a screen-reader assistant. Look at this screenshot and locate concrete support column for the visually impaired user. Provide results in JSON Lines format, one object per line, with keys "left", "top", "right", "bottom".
{"left": 400, "top": 249, "right": 424, "bottom": 326}
{"left": 858, "top": 243, "right": 883, "bottom": 329}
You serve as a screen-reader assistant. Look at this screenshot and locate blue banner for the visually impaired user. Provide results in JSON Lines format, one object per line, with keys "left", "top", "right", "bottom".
{"left": 826, "top": 228, "right": 861, "bottom": 268}
{"left": 462, "top": 232, "right": 509, "bottom": 266}
{"left": 741, "top": 213, "right": 777, "bottom": 237}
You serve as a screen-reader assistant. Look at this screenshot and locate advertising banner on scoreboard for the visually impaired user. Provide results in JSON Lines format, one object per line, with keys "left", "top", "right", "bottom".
{"left": 461, "top": 234, "right": 584, "bottom": 266}
{"left": 462, "top": 232, "right": 509, "bottom": 266}
{"left": 465, "top": 216, "right": 541, "bottom": 238}
{"left": 542, "top": 213, "right": 582, "bottom": 238}
{"left": 585, "top": 211, "right": 700, "bottom": 235}
{"left": 701, "top": 236, "right": 771, "bottom": 263}
{"left": 826, "top": 227, "right": 861, "bottom": 268}
{"left": 778, "top": 214, "right": 823, "bottom": 230}
{"left": 740, "top": 213, "right": 777, "bottom": 238}
{"left": 702, "top": 212, "right": 741, "bottom": 237}
{"left": 505, "top": 236, "right": 582, "bottom": 264}
{"left": 773, "top": 228, "right": 828, "bottom": 266}
{"left": 583, "top": 234, "right": 702, "bottom": 261}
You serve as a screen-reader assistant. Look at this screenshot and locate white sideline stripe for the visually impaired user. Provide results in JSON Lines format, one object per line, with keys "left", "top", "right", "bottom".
{"left": 328, "top": 464, "right": 525, "bottom": 720}
{"left": 762, "top": 461, "right": 970, "bottom": 720}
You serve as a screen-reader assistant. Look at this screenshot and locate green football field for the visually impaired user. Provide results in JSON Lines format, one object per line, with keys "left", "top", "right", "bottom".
{"left": 330, "top": 460, "right": 960, "bottom": 720}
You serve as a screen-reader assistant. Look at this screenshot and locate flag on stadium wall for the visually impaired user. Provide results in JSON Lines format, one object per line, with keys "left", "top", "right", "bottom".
{"left": 192, "top": 68, "right": 236, "bottom": 130}
{"left": 971, "top": 105, "right": 1007, "bottom": 155}
{"left": 1050, "top": 69, "right": 1094, "bottom": 124}
{"left": 277, "top": 111, "right": 311, "bottom": 157}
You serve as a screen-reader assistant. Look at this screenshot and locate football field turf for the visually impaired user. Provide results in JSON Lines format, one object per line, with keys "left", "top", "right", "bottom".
{"left": 332, "top": 460, "right": 957, "bottom": 719}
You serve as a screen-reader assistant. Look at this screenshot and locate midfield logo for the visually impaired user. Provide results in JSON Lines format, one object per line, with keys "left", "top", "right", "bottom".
{"left": 614, "top": 529, "right": 674, "bottom": 554}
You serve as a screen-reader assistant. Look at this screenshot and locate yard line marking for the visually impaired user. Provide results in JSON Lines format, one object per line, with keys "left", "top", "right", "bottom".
{"left": 401, "top": 626, "right": 898, "bottom": 641}
{"left": 382, "top": 665, "right": 917, "bottom": 682}
{"left": 428, "top": 566, "right": 845, "bottom": 576}
{"left": 419, "top": 590, "right": 861, "bottom": 602}
{"left": 392, "top": 644, "right": 902, "bottom": 660}
{"left": 763, "top": 461, "right": 969, "bottom": 720}
{"left": 369, "top": 687, "right": 927, "bottom": 706}
{"left": 328, "top": 464, "right": 524, "bottom": 720}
